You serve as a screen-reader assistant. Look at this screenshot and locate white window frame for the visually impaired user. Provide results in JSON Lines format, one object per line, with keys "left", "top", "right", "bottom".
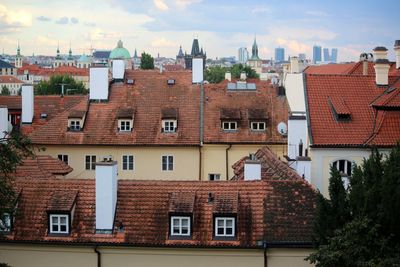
{"left": 250, "top": 121, "right": 266, "bottom": 131}
{"left": 58, "top": 154, "right": 69, "bottom": 165}
{"left": 215, "top": 217, "right": 235, "bottom": 237}
{"left": 162, "top": 155, "right": 174, "bottom": 171}
{"left": 122, "top": 155, "right": 134, "bottom": 170}
{"left": 85, "top": 155, "right": 96, "bottom": 170}
{"left": 221, "top": 121, "right": 237, "bottom": 131}
{"left": 69, "top": 120, "right": 81, "bottom": 131}
{"left": 49, "top": 214, "right": 69, "bottom": 234}
{"left": 170, "top": 216, "right": 191, "bottom": 236}
{"left": 119, "top": 120, "right": 132, "bottom": 132}
{"left": 162, "top": 120, "right": 177, "bottom": 133}
{"left": 208, "top": 173, "right": 221, "bottom": 181}
{"left": 0, "top": 213, "right": 11, "bottom": 232}
{"left": 332, "top": 159, "right": 353, "bottom": 177}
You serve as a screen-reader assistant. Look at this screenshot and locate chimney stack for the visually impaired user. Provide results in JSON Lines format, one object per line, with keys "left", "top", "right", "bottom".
{"left": 290, "top": 56, "right": 300, "bottom": 73}
{"left": 394, "top": 40, "right": 400, "bottom": 69}
{"left": 95, "top": 159, "right": 118, "bottom": 233}
{"left": 244, "top": 155, "right": 261, "bottom": 181}
{"left": 0, "top": 106, "right": 8, "bottom": 139}
{"left": 192, "top": 58, "right": 204, "bottom": 83}
{"left": 240, "top": 71, "right": 247, "bottom": 81}
{"left": 112, "top": 60, "right": 125, "bottom": 81}
{"left": 225, "top": 71, "right": 232, "bottom": 81}
{"left": 90, "top": 67, "right": 109, "bottom": 101}
{"left": 21, "top": 85, "right": 34, "bottom": 124}
{"left": 373, "top": 47, "right": 389, "bottom": 86}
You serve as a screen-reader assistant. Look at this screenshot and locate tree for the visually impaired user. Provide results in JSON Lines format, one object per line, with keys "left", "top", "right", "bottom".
{"left": 34, "top": 74, "right": 87, "bottom": 95}
{"left": 230, "top": 64, "right": 259, "bottom": 79}
{"left": 0, "top": 86, "right": 10, "bottom": 95}
{"left": 308, "top": 145, "right": 400, "bottom": 266}
{"left": 204, "top": 66, "right": 227, "bottom": 83}
{"left": 140, "top": 52, "right": 154, "bottom": 69}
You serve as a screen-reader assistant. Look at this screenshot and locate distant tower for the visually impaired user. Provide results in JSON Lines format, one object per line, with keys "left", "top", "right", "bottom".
{"left": 176, "top": 45, "right": 185, "bottom": 67}
{"left": 331, "top": 48, "right": 338, "bottom": 63}
{"left": 54, "top": 43, "right": 63, "bottom": 68}
{"left": 66, "top": 44, "right": 75, "bottom": 67}
{"left": 15, "top": 41, "right": 23, "bottom": 68}
{"left": 184, "top": 38, "right": 206, "bottom": 70}
{"left": 247, "top": 36, "right": 262, "bottom": 74}
{"left": 313, "top": 45, "right": 322, "bottom": 64}
{"left": 323, "top": 48, "right": 330, "bottom": 62}
{"left": 275, "top": 47, "right": 285, "bottom": 62}
{"left": 238, "top": 47, "right": 249, "bottom": 63}
{"left": 133, "top": 48, "right": 141, "bottom": 69}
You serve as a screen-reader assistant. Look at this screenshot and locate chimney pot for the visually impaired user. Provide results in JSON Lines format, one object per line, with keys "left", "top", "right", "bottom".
{"left": 240, "top": 71, "right": 247, "bottom": 80}
{"left": 290, "top": 56, "right": 300, "bottom": 73}
{"left": 374, "top": 59, "right": 390, "bottom": 86}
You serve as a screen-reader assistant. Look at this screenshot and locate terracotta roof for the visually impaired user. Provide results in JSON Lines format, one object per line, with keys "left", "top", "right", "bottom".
{"left": 371, "top": 80, "right": 400, "bottom": 109}
{"left": 68, "top": 109, "right": 86, "bottom": 118}
{"left": 347, "top": 61, "right": 400, "bottom": 77}
{"left": 14, "top": 155, "right": 73, "bottom": 179}
{"left": 16, "top": 64, "right": 41, "bottom": 75}
{"left": 161, "top": 108, "right": 178, "bottom": 119}
{"left": 163, "top": 64, "right": 185, "bottom": 71}
{"left": 47, "top": 190, "right": 78, "bottom": 212}
{"left": 232, "top": 146, "right": 303, "bottom": 181}
{"left": 117, "top": 108, "right": 134, "bottom": 119}
{"left": 305, "top": 74, "right": 400, "bottom": 147}
{"left": 220, "top": 108, "right": 241, "bottom": 120}
{"left": 6, "top": 177, "right": 316, "bottom": 247}
{"left": 247, "top": 109, "right": 268, "bottom": 120}
{"left": 0, "top": 75, "right": 23, "bottom": 84}
{"left": 304, "top": 63, "right": 356, "bottom": 75}
{"left": 37, "top": 66, "right": 89, "bottom": 77}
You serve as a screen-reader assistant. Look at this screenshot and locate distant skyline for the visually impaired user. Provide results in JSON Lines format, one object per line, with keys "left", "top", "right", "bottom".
{"left": 0, "top": 0, "right": 399, "bottom": 62}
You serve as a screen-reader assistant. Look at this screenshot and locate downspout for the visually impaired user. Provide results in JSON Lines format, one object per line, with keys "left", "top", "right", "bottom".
{"left": 199, "top": 81, "right": 204, "bottom": 181}
{"left": 263, "top": 242, "right": 268, "bottom": 267}
{"left": 225, "top": 144, "right": 232, "bottom": 180}
{"left": 94, "top": 246, "right": 101, "bottom": 267}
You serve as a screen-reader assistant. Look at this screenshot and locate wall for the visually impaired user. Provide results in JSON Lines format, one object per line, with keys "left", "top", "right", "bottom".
{"left": 0, "top": 244, "right": 315, "bottom": 267}
{"left": 283, "top": 73, "right": 305, "bottom": 113}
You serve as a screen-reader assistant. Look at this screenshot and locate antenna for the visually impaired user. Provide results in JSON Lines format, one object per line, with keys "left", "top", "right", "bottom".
{"left": 277, "top": 122, "right": 287, "bottom": 136}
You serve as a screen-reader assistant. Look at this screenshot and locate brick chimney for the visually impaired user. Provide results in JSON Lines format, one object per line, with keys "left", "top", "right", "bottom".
{"left": 395, "top": 40, "right": 400, "bottom": 69}
{"left": 373, "top": 46, "right": 389, "bottom": 86}
{"left": 95, "top": 158, "right": 118, "bottom": 233}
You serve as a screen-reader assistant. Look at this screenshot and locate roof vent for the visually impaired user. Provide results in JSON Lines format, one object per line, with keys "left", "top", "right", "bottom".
{"left": 167, "top": 79, "right": 175, "bottom": 85}
{"left": 40, "top": 113, "right": 48, "bottom": 119}
{"left": 102, "top": 155, "right": 113, "bottom": 162}
{"left": 127, "top": 79, "right": 135, "bottom": 85}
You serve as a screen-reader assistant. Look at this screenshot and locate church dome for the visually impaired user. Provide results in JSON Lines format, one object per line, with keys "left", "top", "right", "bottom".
{"left": 78, "top": 54, "right": 90, "bottom": 62}
{"left": 109, "top": 40, "right": 131, "bottom": 59}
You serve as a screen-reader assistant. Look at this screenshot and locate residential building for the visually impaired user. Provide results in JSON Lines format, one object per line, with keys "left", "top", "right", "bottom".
{"left": 0, "top": 76, "right": 23, "bottom": 95}
{"left": 247, "top": 37, "right": 262, "bottom": 74}
{"left": 76, "top": 54, "right": 92, "bottom": 69}
{"left": 184, "top": 39, "right": 206, "bottom": 70}
{"left": 312, "top": 45, "right": 322, "bottom": 64}
{"left": 238, "top": 47, "right": 249, "bottom": 64}
{"left": 0, "top": 146, "right": 317, "bottom": 267}
{"left": 54, "top": 44, "right": 76, "bottom": 68}
{"left": 0, "top": 59, "right": 17, "bottom": 76}
{"left": 275, "top": 47, "right": 285, "bottom": 63}
{"left": 92, "top": 50, "right": 111, "bottom": 66}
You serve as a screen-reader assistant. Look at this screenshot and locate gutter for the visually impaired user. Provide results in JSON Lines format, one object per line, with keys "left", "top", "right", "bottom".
{"left": 94, "top": 246, "right": 101, "bottom": 267}
{"left": 225, "top": 144, "right": 232, "bottom": 180}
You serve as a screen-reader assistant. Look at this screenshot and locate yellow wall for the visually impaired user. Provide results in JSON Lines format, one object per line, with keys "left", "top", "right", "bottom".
{"left": 0, "top": 244, "right": 314, "bottom": 267}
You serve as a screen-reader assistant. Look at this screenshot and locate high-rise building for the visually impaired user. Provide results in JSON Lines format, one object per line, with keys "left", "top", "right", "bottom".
{"left": 313, "top": 45, "right": 322, "bottom": 63}
{"left": 238, "top": 47, "right": 249, "bottom": 63}
{"left": 323, "top": 48, "right": 330, "bottom": 62}
{"left": 275, "top": 47, "right": 285, "bottom": 62}
{"left": 331, "top": 48, "right": 338, "bottom": 63}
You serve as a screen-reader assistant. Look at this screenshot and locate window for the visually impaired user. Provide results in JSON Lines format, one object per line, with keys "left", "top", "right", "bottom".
{"left": 250, "top": 121, "right": 266, "bottom": 131}
{"left": 69, "top": 120, "right": 81, "bottom": 131}
{"left": 209, "top": 174, "right": 221, "bottom": 181}
{"left": 0, "top": 213, "right": 11, "bottom": 232}
{"left": 222, "top": 121, "right": 237, "bottom": 131}
{"left": 119, "top": 120, "right": 132, "bottom": 131}
{"left": 49, "top": 214, "right": 69, "bottom": 234}
{"left": 162, "top": 120, "right": 177, "bottom": 133}
{"left": 85, "top": 155, "right": 96, "bottom": 170}
{"left": 58, "top": 154, "right": 69, "bottom": 165}
{"left": 170, "top": 216, "right": 191, "bottom": 236}
{"left": 122, "top": 155, "right": 134, "bottom": 170}
{"left": 332, "top": 159, "right": 352, "bottom": 177}
{"left": 162, "top": 155, "right": 174, "bottom": 171}
{"left": 215, "top": 217, "right": 235, "bottom": 237}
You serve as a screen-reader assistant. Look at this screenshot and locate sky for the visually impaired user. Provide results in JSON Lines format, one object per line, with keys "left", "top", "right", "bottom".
{"left": 0, "top": 0, "right": 399, "bottom": 62}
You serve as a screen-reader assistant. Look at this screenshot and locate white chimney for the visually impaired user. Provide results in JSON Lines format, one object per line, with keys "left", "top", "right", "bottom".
{"left": 244, "top": 157, "right": 261, "bottom": 181}
{"left": 295, "top": 157, "right": 311, "bottom": 184}
{"left": 21, "top": 85, "right": 34, "bottom": 124}
{"left": 290, "top": 56, "right": 300, "bottom": 73}
{"left": 394, "top": 40, "right": 400, "bottom": 69}
{"left": 90, "top": 67, "right": 109, "bottom": 100}
{"left": 372, "top": 46, "right": 388, "bottom": 60}
{"left": 95, "top": 159, "right": 118, "bottom": 232}
{"left": 225, "top": 72, "right": 232, "bottom": 81}
{"left": 0, "top": 106, "right": 8, "bottom": 139}
{"left": 372, "top": 46, "right": 389, "bottom": 86}
{"left": 240, "top": 71, "right": 247, "bottom": 80}
{"left": 112, "top": 60, "right": 125, "bottom": 80}
{"left": 192, "top": 58, "right": 203, "bottom": 83}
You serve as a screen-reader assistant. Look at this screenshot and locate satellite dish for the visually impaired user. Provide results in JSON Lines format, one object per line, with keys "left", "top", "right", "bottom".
{"left": 277, "top": 122, "right": 287, "bottom": 135}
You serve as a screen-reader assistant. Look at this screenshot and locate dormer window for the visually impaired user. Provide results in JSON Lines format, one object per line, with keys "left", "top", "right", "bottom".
{"left": 69, "top": 120, "right": 81, "bottom": 131}
{"left": 68, "top": 110, "right": 86, "bottom": 132}
{"left": 220, "top": 108, "right": 241, "bottom": 132}
{"left": 329, "top": 97, "right": 351, "bottom": 121}
{"left": 49, "top": 214, "right": 69, "bottom": 234}
{"left": 168, "top": 192, "right": 195, "bottom": 239}
{"left": 250, "top": 121, "right": 265, "bottom": 131}
{"left": 47, "top": 190, "right": 77, "bottom": 236}
{"left": 117, "top": 108, "right": 135, "bottom": 132}
{"left": 161, "top": 108, "right": 178, "bottom": 133}
{"left": 222, "top": 121, "right": 237, "bottom": 131}
{"left": 0, "top": 213, "right": 11, "bottom": 232}
{"left": 248, "top": 109, "right": 268, "bottom": 131}
{"left": 170, "top": 216, "right": 191, "bottom": 236}
{"left": 215, "top": 217, "right": 235, "bottom": 237}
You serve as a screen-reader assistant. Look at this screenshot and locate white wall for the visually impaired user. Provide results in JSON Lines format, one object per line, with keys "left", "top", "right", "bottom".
{"left": 192, "top": 58, "right": 203, "bottom": 83}
{"left": 283, "top": 73, "right": 305, "bottom": 113}
{"left": 21, "top": 85, "right": 34, "bottom": 124}
{"left": 90, "top": 67, "right": 109, "bottom": 100}
{"left": 288, "top": 117, "right": 308, "bottom": 159}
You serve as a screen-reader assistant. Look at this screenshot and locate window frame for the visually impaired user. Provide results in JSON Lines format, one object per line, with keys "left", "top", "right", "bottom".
{"left": 49, "top": 214, "right": 69, "bottom": 234}
{"left": 162, "top": 119, "right": 177, "bottom": 133}
{"left": 119, "top": 119, "right": 132, "bottom": 132}
{"left": 85, "top": 155, "right": 97, "bottom": 170}
{"left": 0, "top": 213, "right": 11, "bottom": 232}
{"left": 250, "top": 121, "right": 266, "bottom": 131}
{"left": 58, "top": 154, "right": 69, "bottom": 165}
{"left": 332, "top": 159, "right": 353, "bottom": 177}
{"left": 208, "top": 173, "right": 221, "bottom": 181}
{"left": 122, "top": 155, "right": 134, "bottom": 171}
{"left": 214, "top": 216, "right": 236, "bottom": 238}
{"left": 161, "top": 155, "right": 174, "bottom": 171}
{"left": 170, "top": 216, "right": 191, "bottom": 237}
{"left": 221, "top": 121, "right": 238, "bottom": 131}
{"left": 69, "top": 120, "right": 81, "bottom": 131}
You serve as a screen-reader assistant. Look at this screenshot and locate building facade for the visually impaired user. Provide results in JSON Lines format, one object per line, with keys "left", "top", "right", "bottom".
{"left": 312, "top": 45, "right": 322, "bottom": 64}
{"left": 238, "top": 47, "right": 249, "bottom": 64}
{"left": 275, "top": 48, "right": 285, "bottom": 63}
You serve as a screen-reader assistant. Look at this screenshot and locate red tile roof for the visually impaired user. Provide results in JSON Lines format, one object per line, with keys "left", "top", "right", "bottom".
{"left": 0, "top": 75, "right": 23, "bottom": 84}
{"left": 37, "top": 66, "right": 89, "bottom": 77}
{"left": 16, "top": 64, "right": 42, "bottom": 75}
{"left": 305, "top": 74, "right": 400, "bottom": 147}
{"left": 14, "top": 155, "right": 73, "bottom": 179}
{"left": 347, "top": 61, "right": 400, "bottom": 77}
{"left": 304, "top": 63, "right": 356, "bottom": 75}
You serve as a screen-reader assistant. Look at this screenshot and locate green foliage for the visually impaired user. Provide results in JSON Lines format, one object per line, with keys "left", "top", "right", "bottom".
{"left": 140, "top": 52, "right": 154, "bottom": 69}
{"left": 309, "top": 145, "right": 400, "bottom": 266}
{"left": 0, "top": 263, "right": 11, "bottom": 267}
{"left": 34, "top": 74, "right": 87, "bottom": 95}
{"left": 204, "top": 66, "right": 227, "bottom": 83}
{"left": 0, "top": 85, "right": 10, "bottom": 95}
{"left": 230, "top": 64, "right": 259, "bottom": 79}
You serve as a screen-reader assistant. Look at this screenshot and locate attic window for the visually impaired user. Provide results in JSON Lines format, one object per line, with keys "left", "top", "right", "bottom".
{"left": 47, "top": 190, "right": 77, "bottom": 235}
{"left": 117, "top": 108, "right": 134, "bottom": 132}
{"left": 162, "top": 120, "right": 177, "bottom": 133}
{"left": 222, "top": 121, "right": 237, "bottom": 131}
{"left": 119, "top": 120, "right": 132, "bottom": 131}
{"left": 215, "top": 217, "right": 235, "bottom": 237}
{"left": 49, "top": 214, "right": 69, "bottom": 234}
{"left": 250, "top": 122, "right": 265, "bottom": 131}
{"left": 170, "top": 216, "right": 191, "bottom": 236}
{"left": 329, "top": 97, "right": 351, "bottom": 121}
{"left": 0, "top": 213, "right": 11, "bottom": 232}
{"left": 161, "top": 108, "right": 178, "bottom": 133}
{"left": 167, "top": 79, "right": 175, "bottom": 85}
{"left": 69, "top": 120, "right": 81, "bottom": 131}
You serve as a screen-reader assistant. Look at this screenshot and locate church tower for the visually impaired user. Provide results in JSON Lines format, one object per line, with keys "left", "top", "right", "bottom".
{"left": 54, "top": 43, "right": 63, "bottom": 68}
{"left": 66, "top": 44, "right": 75, "bottom": 67}
{"left": 15, "top": 42, "right": 23, "bottom": 68}
{"left": 247, "top": 36, "right": 262, "bottom": 74}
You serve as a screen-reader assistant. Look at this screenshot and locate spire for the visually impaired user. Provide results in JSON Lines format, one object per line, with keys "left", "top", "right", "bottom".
{"left": 117, "top": 40, "right": 123, "bottom": 48}
{"left": 191, "top": 39, "right": 200, "bottom": 56}
{"left": 251, "top": 35, "right": 259, "bottom": 60}
{"left": 55, "top": 42, "right": 62, "bottom": 60}
{"left": 177, "top": 45, "right": 184, "bottom": 57}
{"left": 134, "top": 48, "right": 138, "bottom": 58}
{"left": 68, "top": 42, "right": 73, "bottom": 60}
{"left": 17, "top": 40, "right": 20, "bottom": 56}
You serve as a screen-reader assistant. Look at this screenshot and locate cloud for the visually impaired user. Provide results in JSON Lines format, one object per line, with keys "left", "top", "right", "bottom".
{"left": 270, "top": 26, "right": 337, "bottom": 42}
{"left": 71, "top": 17, "right": 79, "bottom": 24}
{"left": 37, "top": 16, "right": 51, "bottom": 22}
{"left": 175, "top": 0, "right": 202, "bottom": 9}
{"left": 275, "top": 38, "right": 310, "bottom": 55}
{"left": 84, "top": 22, "right": 96, "bottom": 27}
{"left": 85, "top": 28, "right": 121, "bottom": 41}
{"left": 0, "top": 4, "right": 32, "bottom": 32}
{"left": 151, "top": 37, "right": 177, "bottom": 48}
{"left": 35, "top": 35, "right": 58, "bottom": 47}
{"left": 153, "top": 0, "right": 169, "bottom": 11}
{"left": 55, "top": 17, "right": 69, "bottom": 24}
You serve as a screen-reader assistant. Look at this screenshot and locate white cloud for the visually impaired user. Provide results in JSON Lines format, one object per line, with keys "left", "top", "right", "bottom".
{"left": 71, "top": 17, "right": 79, "bottom": 24}
{"left": 151, "top": 37, "right": 177, "bottom": 48}
{"left": 35, "top": 35, "right": 58, "bottom": 46}
{"left": 275, "top": 38, "right": 310, "bottom": 55}
{"left": 0, "top": 4, "right": 32, "bottom": 28}
{"left": 251, "top": 6, "right": 271, "bottom": 14}
{"left": 55, "top": 17, "right": 69, "bottom": 24}
{"left": 175, "top": 0, "right": 202, "bottom": 9}
{"left": 270, "top": 26, "right": 337, "bottom": 41}
{"left": 153, "top": 0, "right": 169, "bottom": 11}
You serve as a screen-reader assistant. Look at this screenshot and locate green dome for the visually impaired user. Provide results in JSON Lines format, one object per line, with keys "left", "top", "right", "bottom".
{"left": 109, "top": 40, "right": 131, "bottom": 59}
{"left": 78, "top": 54, "right": 90, "bottom": 62}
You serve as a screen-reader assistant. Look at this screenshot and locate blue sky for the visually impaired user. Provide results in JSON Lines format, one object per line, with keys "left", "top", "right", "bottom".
{"left": 0, "top": 0, "right": 399, "bottom": 61}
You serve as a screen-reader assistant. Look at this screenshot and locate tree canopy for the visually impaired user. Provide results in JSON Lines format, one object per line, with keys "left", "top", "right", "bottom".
{"left": 204, "top": 63, "right": 259, "bottom": 84}
{"left": 140, "top": 52, "right": 154, "bottom": 70}
{"left": 308, "top": 145, "right": 400, "bottom": 266}
{"left": 0, "top": 86, "right": 10, "bottom": 96}
{"left": 34, "top": 74, "right": 87, "bottom": 95}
